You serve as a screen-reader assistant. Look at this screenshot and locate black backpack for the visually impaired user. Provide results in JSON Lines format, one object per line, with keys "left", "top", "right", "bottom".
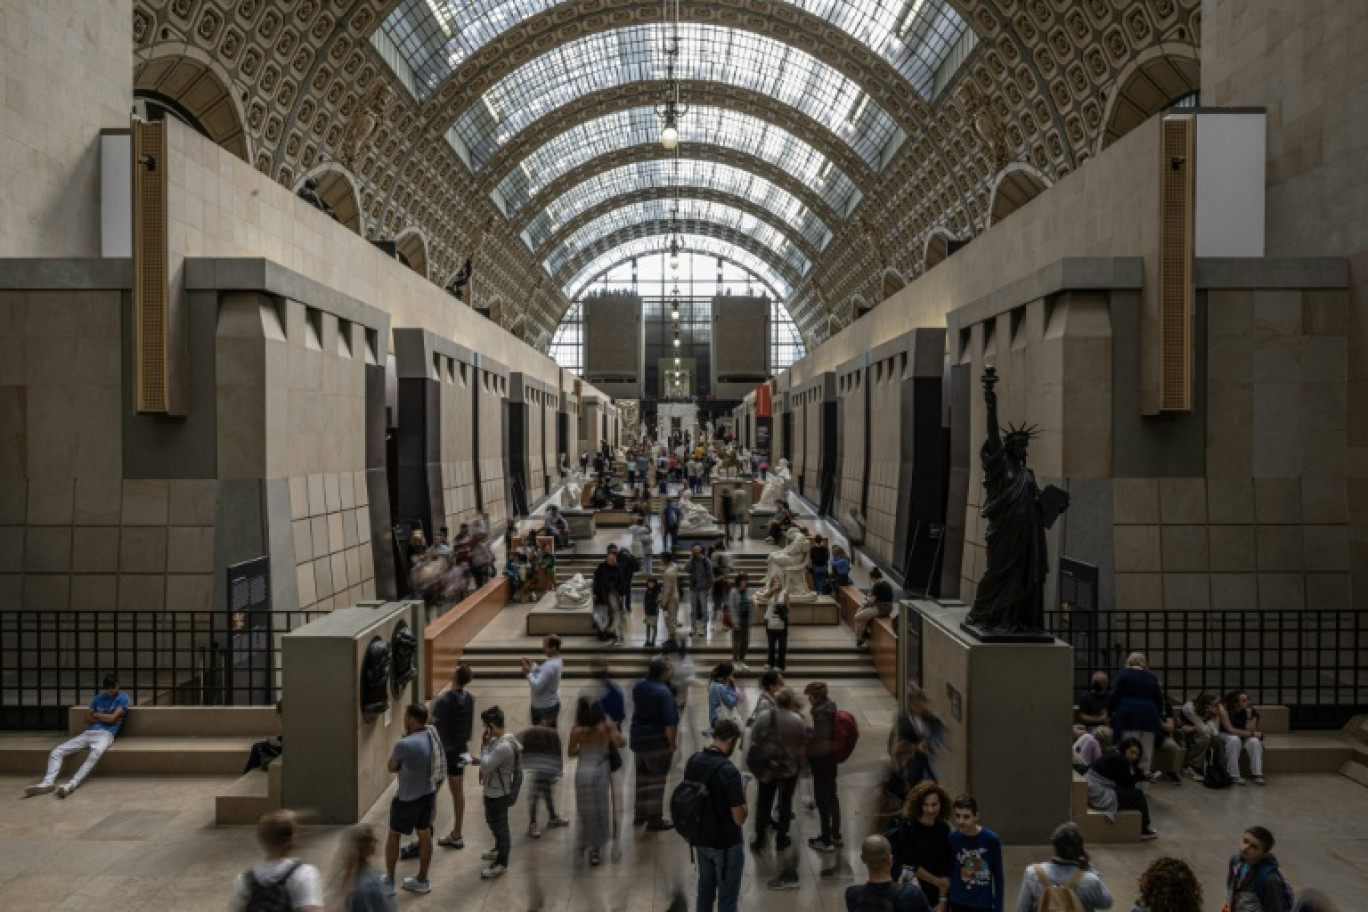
{"left": 244, "top": 862, "right": 300, "bottom": 912}
{"left": 502, "top": 744, "right": 524, "bottom": 804}
{"left": 671, "top": 754, "right": 726, "bottom": 846}
{"left": 850, "top": 882, "right": 913, "bottom": 912}
{"left": 1203, "top": 763, "right": 1234, "bottom": 789}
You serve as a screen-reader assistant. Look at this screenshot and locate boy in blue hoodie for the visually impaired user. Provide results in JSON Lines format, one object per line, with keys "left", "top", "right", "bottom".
{"left": 946, "top": 795, "right": 1004, "bottom": 912}
{"left": 1226, "top": 826, "right": 1291, "bottom": 912}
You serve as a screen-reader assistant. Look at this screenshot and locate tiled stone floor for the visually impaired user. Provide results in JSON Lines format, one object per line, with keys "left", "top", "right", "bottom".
{"left": 4, "top": 492, "right": 1365, "bottom": 910}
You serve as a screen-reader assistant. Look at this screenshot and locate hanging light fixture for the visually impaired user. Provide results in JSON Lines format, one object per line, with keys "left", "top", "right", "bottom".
{"left": 654, "top": 0, "right": 688, "bottom": 149}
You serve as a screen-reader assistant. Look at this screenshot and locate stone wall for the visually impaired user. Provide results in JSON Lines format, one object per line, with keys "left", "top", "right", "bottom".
{"left": 1200, "top": 0, "right": 1368, "bottom": 607}
{"left": 0, "top": 1, "right": 130, "bottom": 258}
{"left": 477, "top": 365, "right": 509, "bottom": 527}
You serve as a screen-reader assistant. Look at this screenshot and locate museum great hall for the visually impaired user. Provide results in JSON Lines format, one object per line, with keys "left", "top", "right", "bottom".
{"left": 0, "top": 1, "right": 1365, "bottom": 909}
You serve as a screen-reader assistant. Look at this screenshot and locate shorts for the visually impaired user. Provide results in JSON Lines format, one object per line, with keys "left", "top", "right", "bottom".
{"left": 445, "top": 747, "right": 468, "bottom": 777}
{"left": 389, "top": 791, "right": 437, "bottom": 835}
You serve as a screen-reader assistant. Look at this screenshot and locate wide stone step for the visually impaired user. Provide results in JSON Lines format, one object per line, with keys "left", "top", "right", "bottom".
{"left": 0, "top": 733, "right": 254, "bottom": 777}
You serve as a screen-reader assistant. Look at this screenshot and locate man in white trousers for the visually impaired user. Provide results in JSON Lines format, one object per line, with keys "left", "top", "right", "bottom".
{"left": 25, "top": 673, "right": 129, "bottom": 798}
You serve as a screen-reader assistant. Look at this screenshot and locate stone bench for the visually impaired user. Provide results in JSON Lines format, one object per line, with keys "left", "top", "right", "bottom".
{"left": 1071, "top": 771, "right": 1142, "bottom": 844}
{"left": 216, "top": 757, "right": 283, "bottom": 825}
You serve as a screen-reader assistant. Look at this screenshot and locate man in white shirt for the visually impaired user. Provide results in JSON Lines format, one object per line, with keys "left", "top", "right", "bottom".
{"left": 229, "top": 810, "right": 323, "bottom": 911}
{"left": 521, "top": 635, "right": 563, "bottom": 726}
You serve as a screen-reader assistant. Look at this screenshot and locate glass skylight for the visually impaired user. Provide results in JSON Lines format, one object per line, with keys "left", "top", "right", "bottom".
{"left": 380, "top": 0, "right": 967, "bottom": 104}
{"left": 522, "top": 159, "right": 833, "bottom": 253}
{"left": 496, "top": 107, "right": 860, "bottom": 217}
{"left": 543, "top": 198, "right": 812, "bottom": 279}
{"left": 565, "top": 235, "right": 795, "bottom": 300}
{"left": 451, "top": 24, "right": 899, "bottom": 171}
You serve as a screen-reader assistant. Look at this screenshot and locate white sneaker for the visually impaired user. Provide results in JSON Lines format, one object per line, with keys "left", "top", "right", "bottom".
{"left": 481, "top": 849, "right": 498, "bottom": 860}
{"left": 23, "top": 784, "right": 54, "bottom": 797}
{"left": 402, "top": 876, "right": 432, "bottom": 894}
{"left": 56, "top": 783, "right": 75, "bottom": 798}
{"left": 735, "top": 662, "right": 750, "bottom": 672}
{"left": 481, "top": 863, "right": 507, "bottom": 878}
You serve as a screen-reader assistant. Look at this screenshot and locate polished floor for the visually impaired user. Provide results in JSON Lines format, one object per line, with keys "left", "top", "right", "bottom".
{"left": 4, "top": 491, "right": 1364, "bottom": 910}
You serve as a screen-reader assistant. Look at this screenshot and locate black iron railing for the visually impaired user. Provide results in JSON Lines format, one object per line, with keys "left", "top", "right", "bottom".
{"left": 0, "top": 610, "right": 325, "bottom": 730}
{"left": 1045, "top": 608, "right": 1368, "bottom": 728}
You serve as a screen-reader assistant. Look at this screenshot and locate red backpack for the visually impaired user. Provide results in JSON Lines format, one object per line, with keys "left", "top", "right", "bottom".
{"left": 832, "top": 709, "right": 860, "bottom": 764}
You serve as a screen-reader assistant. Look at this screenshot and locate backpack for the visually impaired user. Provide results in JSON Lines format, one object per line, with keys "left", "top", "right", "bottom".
{"left": 1033, "top": 864, "right": 1087, "bottom": 912}
{"left": 671, "top": 754, "right": 726, "bottom": 846}
{"left": 1232, "top": 859, "right": 1295, "bottom": 911}
{"left": 832, "top": 709, "right": 860, "bottom": 764}
{"left": 1203, "top": 763, "right": 1234, "bottom": 789}
{"left": 849, "top": 882, "right": 914, "bottom": 912}
{"left": 496, "top": 738, "right": 524, "bottom": 804}
{"left": 243, "top": 861, "right": 300, "bottom": 912}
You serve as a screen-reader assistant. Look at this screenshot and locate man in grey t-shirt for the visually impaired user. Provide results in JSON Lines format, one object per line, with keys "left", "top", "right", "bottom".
{"left": 384, "top": 704, "right": 438, "bottom": 896}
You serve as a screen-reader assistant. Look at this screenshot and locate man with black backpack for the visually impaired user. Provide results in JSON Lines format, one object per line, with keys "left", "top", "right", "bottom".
{"left": 845, "top": 835, "right": 931, "bottom": 912}
{"left": 230, "top": 810, "right": 323, "bottom": 911}
{"left": 676, "top": 719, "right": 749, "bottom": 912}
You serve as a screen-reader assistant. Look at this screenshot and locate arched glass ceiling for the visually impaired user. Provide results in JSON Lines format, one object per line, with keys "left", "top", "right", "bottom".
{"left": 567, "top": 235, "right": 794, "bottom": 300}
{"left": 523, "top": 159, "right": 833, "bottom": 253}
{"left": 452, "top": 25, "right": 899, "bottom": 172}
{"left": 497, "top": 107, "right": 860, "bottom": 217}
{"left": 544, "top": 199, "right": 812, "bottom": 279}
{"left": 380, "top": 0, "right": 967, "bottom": 103}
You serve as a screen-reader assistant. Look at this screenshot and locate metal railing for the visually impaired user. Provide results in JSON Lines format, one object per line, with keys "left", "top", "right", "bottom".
{"left": 0, "top": 609, "right": 325, "bottom": 730}
{"left": 1045, "top": 607, "right": 1368, "bottom": 728}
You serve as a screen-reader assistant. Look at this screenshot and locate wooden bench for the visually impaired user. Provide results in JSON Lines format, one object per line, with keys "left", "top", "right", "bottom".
{"left": 424, "top": 576, "right": 510, "bottom": 698}
{"left": 869, "top": 616, "right": 898, "bottom": 697}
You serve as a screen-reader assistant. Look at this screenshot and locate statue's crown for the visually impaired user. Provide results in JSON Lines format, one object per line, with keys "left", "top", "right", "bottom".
{"left": 1002, "top": 422, "right": 1038, "bottom": 445}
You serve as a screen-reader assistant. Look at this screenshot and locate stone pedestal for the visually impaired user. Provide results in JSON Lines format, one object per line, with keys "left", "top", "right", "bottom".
{"left": 282, "top": 600, "right": 426, "bottom": 824}
{"left": 751, "top": 594, "right": 839, "bottom": 625}
{"left": 528, "top": 591, "right": 598, "bottom": 636}
{"left": 911, "top": 601, "right": 1071, "bottom": 844}
{"left": 562, "top": 508, "right": 597, "bottom": 539}
{"left": 749, "top": 508, "right": 775, "bottom": 539}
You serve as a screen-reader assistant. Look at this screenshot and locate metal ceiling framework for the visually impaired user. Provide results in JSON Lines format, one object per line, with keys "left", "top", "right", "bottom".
{"left": 528, "top": 181, "right": 832, "bottom": 259}
{"left": 565, "top": 234, "right": 796, "bottom": 301}
{"left": 133, "top": 0, "right": 1205, "bottom": 347}
{"left": 559, "top": 225, "right": 806, "bottom": 294}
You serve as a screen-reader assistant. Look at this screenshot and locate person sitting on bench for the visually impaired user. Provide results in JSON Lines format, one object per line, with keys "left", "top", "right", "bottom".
{"left": 25, "top": 673, "right": 129, "bottom": 798}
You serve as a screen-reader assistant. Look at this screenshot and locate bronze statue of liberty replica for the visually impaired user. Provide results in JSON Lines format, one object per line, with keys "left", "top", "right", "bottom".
{"left": 963, "top": 366, "right": 1069, "bottom": 641}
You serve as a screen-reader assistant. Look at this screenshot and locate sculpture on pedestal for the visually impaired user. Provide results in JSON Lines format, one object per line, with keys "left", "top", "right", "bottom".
{"left": 766, "top": 528, "right": 815, "bottom": 602}
{"left": 678, "top": 489, "right": 722, "bottom": 534}
{"left": 963, "top": 366, "right": 1070, "bottom": 638}
{"left": 555, "top": 573, "right": 593, "bottom": 611}
{"left": 560, "top": 460, "right": 584, "bottom": 510}
{"left": 757, "top": 457, "right": 792, "bottom": 509}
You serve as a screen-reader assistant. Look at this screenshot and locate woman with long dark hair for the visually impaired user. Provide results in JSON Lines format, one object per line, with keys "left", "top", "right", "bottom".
{"left": 884, "top": 781, "right": 952, "bottom": 907}
{"left": 1086, "top": 735, "right": 1158, "bottom": 840}
{"left": 567, "top": 694, "right": 624, "bottom": 867}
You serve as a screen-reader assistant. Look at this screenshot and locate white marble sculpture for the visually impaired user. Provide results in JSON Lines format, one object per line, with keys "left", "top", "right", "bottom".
{"left": 555, "top": 573, "right": 593, "bottom": 611}
{"left": 678, "top": 489, "right": 722, "bottom": 534}
{"left": 560, "top": 464, "right": 584, "bottom": 510}
{"left": 757, "top": 457, "right": 792, "bottom": 509}
{"left": 766, "top": 527, "right": 816, "bottom": 602}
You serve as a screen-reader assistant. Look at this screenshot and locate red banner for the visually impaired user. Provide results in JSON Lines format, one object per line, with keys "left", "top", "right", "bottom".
{"left": 755, "top": 383, "right": 771, "bottom": 418}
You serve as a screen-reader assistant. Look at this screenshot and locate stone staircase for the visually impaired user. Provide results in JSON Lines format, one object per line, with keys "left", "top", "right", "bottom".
{"left": 458, "top": 637, "right": 873, "bottom": 682}
{"left": 552, "top": 552, "right": 773, "bottom": 589}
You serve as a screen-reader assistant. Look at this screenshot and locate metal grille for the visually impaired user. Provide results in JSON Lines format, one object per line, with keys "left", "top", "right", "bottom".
{"left": 1158, "top": 115, "right": 1194, "bottom": 411}
{"left": 133, "top": 119, "right": 169, "bottom": 413}
{"left": 1044, "top": 608, "right": 1368, "bottom": 729}
{"left": 0, "top": 608, "right": 324, "bottom": 730}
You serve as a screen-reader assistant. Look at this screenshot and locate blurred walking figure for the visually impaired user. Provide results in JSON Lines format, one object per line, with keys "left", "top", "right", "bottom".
{"left": 568, "top": 695, "right": 625, "bottom": 866}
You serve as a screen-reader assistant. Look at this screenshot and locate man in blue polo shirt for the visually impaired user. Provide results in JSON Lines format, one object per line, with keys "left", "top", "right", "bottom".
{"left": 26, "top": 673, "right": 130, "bottom": 798}
{"left": 630, "top": 656, "right": 679, "bottom": 830}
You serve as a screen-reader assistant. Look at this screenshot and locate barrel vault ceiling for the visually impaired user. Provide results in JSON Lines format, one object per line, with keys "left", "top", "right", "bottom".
{"left": 133, "top": 0, "right": 1202, "bottom": 350}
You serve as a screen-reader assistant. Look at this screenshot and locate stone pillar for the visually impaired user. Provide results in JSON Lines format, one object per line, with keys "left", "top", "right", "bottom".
{"left": 282, "top": 599, "right": 426, "bottom": 824}
{"left": 911, "top": 602, "right": 1071, "bottom": 843}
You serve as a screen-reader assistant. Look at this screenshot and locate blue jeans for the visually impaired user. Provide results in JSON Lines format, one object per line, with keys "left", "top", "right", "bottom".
{"left": 691, "top": 590, "right": 709, "bottom": 626}
{"left": 697, "top": 843, "right": 744, "bottom": 912}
